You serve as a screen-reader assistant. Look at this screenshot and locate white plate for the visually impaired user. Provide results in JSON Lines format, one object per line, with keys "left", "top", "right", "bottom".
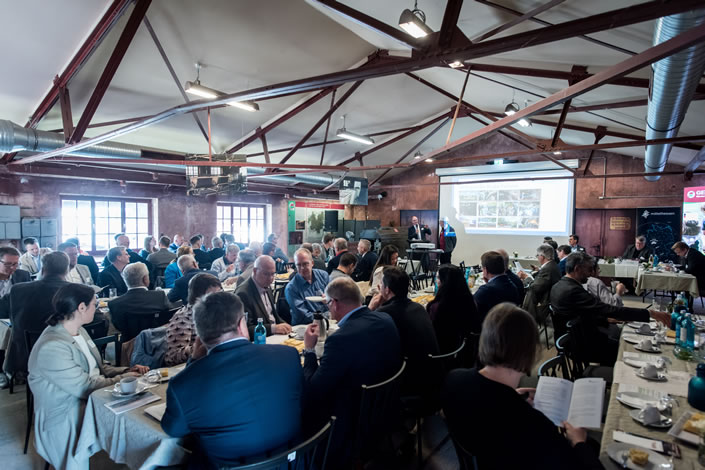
{"left": 632, "top": 328, "right": 656, "bottom": 336}
{"left": 636, "top": 371, "right": 668, "bottom": 382}
{"left": 623, "top": 358, "right": 665, "bottom": 369}
{"left": 623, "top": 335, "right": 642, "bottom": 344}
{"left": 629, "top": 409, "right": 673, "bottom": 428}
{"left": 111, "top": 382, "right": 149, "bottom": 398}
{"left": 616, "top": 392, "right": 660, "bottom": 409}
{"left": 606, "top": 442, "right": 672, "bottom": 469}
{"left": 667, "top": 411, "right": 701, "bottom": 445}
{"left": 304, "top": 296, "right": 325, "bottom": 302}
{"left": 634, "top": 345, "right": 662, "bottom": 354}
{"left": 627, "top": 322, "right": 657, "bottom": 330}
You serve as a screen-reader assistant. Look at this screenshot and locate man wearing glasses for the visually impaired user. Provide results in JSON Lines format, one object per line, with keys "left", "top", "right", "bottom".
{"left": 519, "top": 244, "right": 561, "bottom": 324}
{"left": 0, "top": 246, "right": 31, "bottom": 318}
{"left": 285, "top": 249, "right": 329, "bottom": 325}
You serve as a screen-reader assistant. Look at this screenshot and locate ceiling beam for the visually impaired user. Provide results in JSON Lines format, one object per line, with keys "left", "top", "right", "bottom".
{"left": 439, "top": 0, "right": 464, "bottom": 48}
{"left": 143, "top": 15, "right": 208, "bottom": 142}
{"left": 57, "top": 81, "right": 74, "bottom": 140}
{"left": 551, "top": 100, "right": 571, "bottom": 147}
{"left": 260, "top": 133, "right": 271, "bottom": 164}
{"left": 471, "top": 0, "right": 566, "bottom": 43}
{"left": 16, "top": 0, "right": 704, "bottom": 165}
{"left": 4, "top": 161, "right": 185, "bottom": 186}
{"left": 418, "top": 22, "right": 705, "bottom": 163}
{"left": 583, "top": 126, "right": 608, "bottom": 175}
{"left": 685, "top": 146, "right": 705, "bottom": 174}
{"left": 69, "top": 0, "right": 152, "bottom": 144}
{"left": 319, "top": 90, "right": 336, "bottom": 166}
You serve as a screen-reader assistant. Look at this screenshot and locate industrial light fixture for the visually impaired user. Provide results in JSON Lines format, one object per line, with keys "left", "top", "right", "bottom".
{"left": 184, "top": 63, "right": 259, "bottom": 112}
{"left": 425, "top": 158, "right": 434, "bottom": 163}
{"left": 399, "top": 1, "right": 433, "bottom": 38}
{"left": 504, "top": 102, "right": 520, "bottom": 116}
{"left": 336, "top": 116, "right": 374, "bottom": 145}
{"left": 414, "top": 151, "right": 422, "bottom": 159}
{"left": 448, "top": 60, "right": 464, "bottom": 69}
{"left": 553, "top": 151, "right": 562, "bottom": 155}
{"left": 226, "top": 100, "right": 260, "bottom": 112}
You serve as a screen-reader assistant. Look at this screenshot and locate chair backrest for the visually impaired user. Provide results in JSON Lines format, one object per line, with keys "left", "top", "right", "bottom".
{"left": 354, "top": 360, "right": 407, "bottom": 459}
{"left": 448, "top": 430, "right": 478, "bottom": 470}
{"left": 123, "top": 307, "right": 177, "bottom": 341}
{"left": 24, "top": 330, "right": 44, "bottom": 357}
{"left": 565, "top": 319, "right": 589, "bottom": 378}
{"left": 462, "top": 333, "right": 480, "bottom": 369}
{"left": 83, "top": 317, "right": 109, "bottom": 339}
{"left": 93, "top": 334, "right": 121, "bottom": 366}
{"left": 554, "top": 333, "right": 570, "bottom": 355}
{"left": 537, "top": 354, "right": 570, "bottom": 379}
{"left": 276, "top": 295, "right": 292, "bottom": 325}
{"left": 220, "top": 417, "right": 336, "bottom": 470}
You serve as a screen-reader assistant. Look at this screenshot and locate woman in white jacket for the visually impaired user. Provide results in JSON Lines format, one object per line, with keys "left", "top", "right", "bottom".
{"left": 28, "top": 283, "right": 148, "bottom": 470}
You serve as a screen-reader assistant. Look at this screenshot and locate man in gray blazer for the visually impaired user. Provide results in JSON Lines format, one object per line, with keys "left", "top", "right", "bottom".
{"left": 236, "top": 256, "right": 291, "bottom": 338}
{"left": 520, "top": 244, "right": 561, "bottom": 323}
{"left": 147, "top": 236, "right": 177, "bottom": 269}
{"left": 58, "top": 242, "right": 98, "bottom": 290}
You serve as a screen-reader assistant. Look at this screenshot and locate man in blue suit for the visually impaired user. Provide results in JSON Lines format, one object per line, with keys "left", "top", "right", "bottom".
{"left": 473, "top": 251, "right": 522, "bottom": 325}
{"left": 303, "top": 277, "right": 402, "bottom": 467}
{"left": 162, "top": 291, "right": 303, "bottom": 468}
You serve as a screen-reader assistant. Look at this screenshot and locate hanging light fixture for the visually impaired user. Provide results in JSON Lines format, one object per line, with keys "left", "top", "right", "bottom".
{"left": 504, "top": 102, "right": 520, "bottom": 116}
{"left": 226, "top": 100, "right": 260, "bottom": 112}
{"left": 184, "top": 63, "right": 259, "bottom": 112}
{"left": 413, "top": 151, "right": 422, "bottom": 159}
{"left": 336, "top": 115, "right": 374, "bottom": 145}
{"left": 399, "top": 1, "right": 433, "bottom": 38}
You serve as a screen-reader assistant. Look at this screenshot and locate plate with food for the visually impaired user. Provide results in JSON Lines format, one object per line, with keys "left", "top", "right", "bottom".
{"left": 606, "top": 443, "right": 671, "bottom": 469}
{"left": 668, "top": 411, "right": 705, "bottom": 445}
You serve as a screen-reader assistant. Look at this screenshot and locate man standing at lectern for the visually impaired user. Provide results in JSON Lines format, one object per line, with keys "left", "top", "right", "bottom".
{"left": 408, "top": 216, "right": 432, "bottom": 242}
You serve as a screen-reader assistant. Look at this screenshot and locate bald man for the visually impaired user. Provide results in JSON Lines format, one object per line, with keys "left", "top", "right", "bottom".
{"left": 236, "top": 255, "right": 291, "bottom": 338}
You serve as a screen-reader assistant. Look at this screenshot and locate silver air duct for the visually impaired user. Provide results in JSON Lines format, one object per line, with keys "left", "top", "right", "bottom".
{"left": 644, "top": 9, "right": 705, "bottom": 181}
{"left": 0, "top": 120, "right": 335, "bottom": 188}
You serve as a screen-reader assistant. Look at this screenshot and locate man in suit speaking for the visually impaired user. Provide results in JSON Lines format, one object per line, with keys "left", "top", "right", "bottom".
{"left": 408, "top": 216, "right": 431, "bottom": 242}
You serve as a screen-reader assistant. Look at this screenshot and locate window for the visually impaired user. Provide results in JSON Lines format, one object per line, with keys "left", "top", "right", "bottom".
{"left": 61, "top": 197, "right": 152, "bottom": 254}
{"left": 217, "top": 204, "right": 266, "bottom": 244}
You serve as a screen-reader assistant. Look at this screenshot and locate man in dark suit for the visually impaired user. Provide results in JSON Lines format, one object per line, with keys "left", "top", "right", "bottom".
{"left": 557, "top": 244, "right": 571, "bottom": 276}
{"left": 101, "top": 233, "right": 146, "bottom": 268}
{"left": 473, "top": 251, "right": 521, "bottom": 323}
{"left": 236, "top": 256, "right": 291, "bottom": 338}
{"left": 168, "top": 255, "right": 205, "bottom": 305}
{"left": 0, "top": 246, "right": 32, "bottom": 318}
{"left": 496, "top": 249, "right": 524, "bottom": 301}
{"left": 303, "top": 277, "right": 402, "bottom": 467}
{"left": 351, "top": 239, "right": 378, "bottom": 282}
{"left": 407, "top": 215, "right": 431, "bottom": 242}
{"left": 550, "top": 252, "right": 670, "bottom": 365}
{"left": 623, "top": 235, "right": 652, "bottom": 261}
{"left": 673, "top": 241, "right": 705, "bottom": 294}
{"left": 108, "top": 262, "right": 174, "bottom": 341}
{"left": 5, "top": 252, "right": 70, "bottom": 378}
{"left": 519, "top": 244, "right": 561, "bottom": 323}
{"left": 190, "top": 235, "right": 213, "bottom": 270}
{"left": 66, "top": 237, "right": 99, "bottom": 283}
{"left": 325, "top": 238, "right": 348, "bottom": 274}
{"left": 373, "top": 267, "right": 440, "bottom": 402}
{"left": 568, "top": 234, "right": 586, "bottom": 253}
{"left": 97, "top": 246, "right": 130, "bottom": 296}
{"left": 162, "top": 292, "right": 303, "bottom": 467}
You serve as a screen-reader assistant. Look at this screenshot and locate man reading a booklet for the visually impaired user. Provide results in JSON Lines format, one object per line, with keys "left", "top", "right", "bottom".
{"left": 442, "top": 303, "right": 605, "bottom": 470}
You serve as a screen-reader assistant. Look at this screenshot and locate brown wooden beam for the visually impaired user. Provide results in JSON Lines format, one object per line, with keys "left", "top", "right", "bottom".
{"left": 551, "top": 100, "right": 571, "bottom": 147}
{"left": 70, "top": 0, "right": 152, "bottom": 144}
{"left": 57, "top": 80, "right": 74, "bottom": 140}
{"left": 472, "top": 0, "right": 566, "bottom": 43}
{"left": 439, "top": 0, "right": 464, "bottom": 48}
{"left": 260, "top": 133, "right": 271, "bottom": 164}
{"left": 319, "top": 90, "right": 336, "bottom": 166}
{"left": 685, "top": 146, "right": 705, "bottom": 175}
{"left": 583, "top": 126, "right": 608, "bottom": 175}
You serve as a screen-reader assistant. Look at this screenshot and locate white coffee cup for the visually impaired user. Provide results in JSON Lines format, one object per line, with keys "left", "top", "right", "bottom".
{"left": 639, "top": 404, "right": 661, "bottom": 425}
{"left": 119, "top": 377, "right": 137, "bottom": 394}
{"left": 638, "top": 339, "right": 654, "bottom": 351}
{"left": 640, "top": 363, "right": 658, "bottom": 378}
{"left": 638, "top": 324, "right": 652, "bottom": 334}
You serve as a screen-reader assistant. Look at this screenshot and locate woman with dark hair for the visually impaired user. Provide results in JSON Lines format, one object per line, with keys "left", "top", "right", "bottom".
{"left": 442, "top": 303, "right": 603, "bottom": 469}
{"left": 164, "top": 273, "right": 222, "bottom": 366}
{"left": 139, "top": 235, "right": 157, "bottom": 259}
{"left": 426, "top": 264, "right": 480, "bottom": 354}
{"left": 28, "top": 283, "right": 148, "bottom": 470}
{"left": 368, "top": 244, "right": 399, "bottom": 298}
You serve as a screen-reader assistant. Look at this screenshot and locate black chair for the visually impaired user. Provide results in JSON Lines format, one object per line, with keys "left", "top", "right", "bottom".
{"left": 83, "top": 316, "right": 109, "bottom": 340}
{"left": 448, "top": 431, "right": 478, "bottom": 470}
{"left": 461, "top": 333, "right": 480, "bottom": 369}
{"left": 354, "top": 360, "right": 406, "bottom": 464}
{"left": 23, "top": 329, "right": 43, "bottom": 455}
{"left": 276, "top": 296, "right": 292, "bottom": 325}
{"left": 121, "top": 307, "right": 178, "bottom": 342}
{"left": 537, "top": 354, "right": 570, "bottom": 379}
{"left": 428, "top": 338, "right": 466, "bottom": 373}
{"left": 93, "top": 334, "right": 121, "bottom": 366}
{"left": 565, "top": 319, "right": 613, "bottom": 384}
{"left": 220, "top": 417, "right": 336, "bottom": 470}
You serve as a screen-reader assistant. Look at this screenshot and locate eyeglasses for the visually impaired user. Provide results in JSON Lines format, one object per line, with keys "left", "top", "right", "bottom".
{"left": 326, "top": 298, "right": 336, "bottom": 307}
{"left": 1, "top": 262, "right": 19, "bottom": 268}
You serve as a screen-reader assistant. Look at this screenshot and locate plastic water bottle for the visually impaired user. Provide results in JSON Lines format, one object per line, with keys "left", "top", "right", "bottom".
{"left": 254, "top": 318, "right": 266, "bottom": 344}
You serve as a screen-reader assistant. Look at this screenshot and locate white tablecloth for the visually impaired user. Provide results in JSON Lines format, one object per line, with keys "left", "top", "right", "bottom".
{"left": 597, "top": 260, "right": 639, "bottom": 279}
{"left": 635, "top": 269, "right": 699, "bottom": 298}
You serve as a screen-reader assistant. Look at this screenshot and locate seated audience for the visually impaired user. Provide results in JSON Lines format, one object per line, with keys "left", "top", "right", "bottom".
{"left": 165, "top": 246, "right": 192, "bottom": 288}
{"left": 329, "top": 252, "right": 357, "bottom": 280}
{"left": 232, "top": 248, "right": 256, "bottom": 288}
{"left": 673, "top": 241, "right": 705, "bottom": 293}
{"left": 190, "top": 235, "right": 212, "bottom": 270}
{"left": 208, "top": 237, "right": 225, "bottom": 263}
{"left": 97, "top": 246, "right": 130, "bottom": 296}
{"left": 101, "top": 233, "right": 144, "bottom": 268}
{"left": 326, "top": 238, "right": 348, "bottom": 274}
{"left": 165, "top": 273, "right": 221, "bottom": 366}
{"left": 442, "top": 303, "right": 604, "bottom": 470}
{"left": 210, "top": 243, "right": 240, "bottom": 282}
{"left": 169, "top": 233, "right": 185, "bottom": 253}
{"left": 267, "top": 233, "right": 289, "bottom": 263}
{"left": 303, "top": 277, "right": 402, "bottom": 467}
{"left": 19, "top": 237, "right": 42, "bottom": 276}
{"left": 322, "top": 233, "right": 335, "bottom": 262}
{"left": 520, "top": 244, "right": 561, "bottom": 323}
{"left": 28, "top": 283, "right": 148, "bottom": 470}
{"left": 569, "top": 234, "right": 585, "bottom": 253}
{"left": 474, "top": 251, "right": 521, "bottom": 323}
{"left": 285, "top": 249, "right": 330, "bottom": 325}
{"left": 310, "top": 243, "right": 326, "bottom": 270}
{"left": 168, "top": 255, "right": 203, "bottom": 304}
{"left": 623, "top": 235, "right": 651, "bottom": 261}
{"left": 58, "top": 242, "right": 95, "bottom": 288}
{"left": 585, "top": 260, "right": 625, "bottom": 307}
{"left": 368, "top": 244, "right": 399, "bottom": 297}
{"left": 262, "top": 242, "right": 277, "bottom": 259}
{"left": 550, "top": 252, "right": 669, "bottom": 365}
{"left": 0, "top": 246, "right": 31, "bottom": 318}
{"left": 373, "top": 267, "right": 440, "bottom": 400}
{"left": 426, "top": 264, "right": 480, "bottom": 353}
{"left": 6, "top": 252, "right": 71, "bottom": 379}
{"left": 236, "top": 255, "right": 292, "bottom": 338}
{"left": 108, "top": 262, "right": 173, "bottom": 341}
{"left": 545, "top": 239, "right": 560, "bottom": 263}
{"left": 140, "top": 235, "right": 157, "bottom": 260}
{"left": 351, "top": 239, "right": 377, "bottom": 282}
{"left": 496, "top": 249, "right": 524, "bottom": 300}
{"left": 65, "top": 237, "right": 99, "bottom": 283}
{"left": 248, "top": 241, "right": 263, "bottom": 257}
{"left": 162, "top": 292, "right": 303, "bottom": 467}
{"left": 557, "top": 244, "right": 571, "bottom": 276}
{"left": 147, "top": 236, "right": 177, "bottom": 269}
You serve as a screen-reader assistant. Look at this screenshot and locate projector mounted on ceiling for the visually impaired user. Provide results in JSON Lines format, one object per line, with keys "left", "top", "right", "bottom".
{"left": 185, "top": 153, "right": 247, "bottom": 196}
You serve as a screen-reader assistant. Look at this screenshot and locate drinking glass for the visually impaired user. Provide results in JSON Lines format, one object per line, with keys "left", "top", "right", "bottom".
{"left": 108, "top": 288, "right": 117, "bottom": 298}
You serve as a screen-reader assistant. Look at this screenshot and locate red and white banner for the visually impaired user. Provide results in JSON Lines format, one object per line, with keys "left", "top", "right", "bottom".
{"left": 684, "top": 186, "right": 705, "bottom": 203}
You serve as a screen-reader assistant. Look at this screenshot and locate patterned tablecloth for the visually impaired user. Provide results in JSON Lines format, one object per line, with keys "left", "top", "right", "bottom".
{"left": 599, "top": 326, "right": 700, "bottom": 469}
{"left": 635, "top": 269, "right": 699, "bottom": 298}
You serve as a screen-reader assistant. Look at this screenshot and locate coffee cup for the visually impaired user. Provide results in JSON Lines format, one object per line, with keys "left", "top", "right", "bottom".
{"left": 638, "top": 339, "right": 654, "bottom": 351}
{"left": 638, "top": 324, "right": 652, "bottom": 334}
{"left": 640, "top": 363, "right": 658, "bottom": 378}
{"left": 639, "top": 404, "right": 661, "bottom": 425}
{"left": 119, "top": 377, "right": 138, "bottom": 394}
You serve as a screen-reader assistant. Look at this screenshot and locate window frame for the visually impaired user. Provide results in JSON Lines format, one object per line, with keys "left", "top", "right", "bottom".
{"left": 216, "top": 203, "right": 267, "bottom": 245}
{"left": 60, "top": 196, "right": 153, "bottom": 256}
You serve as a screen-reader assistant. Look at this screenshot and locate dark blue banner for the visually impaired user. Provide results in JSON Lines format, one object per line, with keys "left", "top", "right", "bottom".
{"left": 637, "top": 207, "right": 681, "bottom": 262}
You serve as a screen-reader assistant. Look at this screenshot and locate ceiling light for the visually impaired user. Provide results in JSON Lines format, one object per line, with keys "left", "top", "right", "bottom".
{"left": 448, "top": 61, "right": 464, "bottom": 69}
{"left": 227, "top": 100, "right": 260, "bottom": 112}
{"left": 399, "top": 2, "right": 433, "bottom": 38}
{"left": 425, "top": 158, "right": 433, "bottom": 163}
{"left": 336, "top": 115, "right": 374, "bottom": 145}
{"left": 185, "top": 80, "right": 219, "bottom": 99}
{"left": 493, "top": 158, "right": 504, "bottom": 165}
{"left": 518, "top": 118, "right": 531, "bottom": 127}
{"left": 553, "top": 151, "right": 562, "bottom": 155}
{"left": 504, "top": 102, "right": 519, "bottom": 116}
{"left": 414, "top": 151, "right": 422, "bottom": 159}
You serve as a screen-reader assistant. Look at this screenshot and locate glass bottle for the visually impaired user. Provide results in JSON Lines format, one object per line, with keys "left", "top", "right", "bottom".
{"left": 689, "top": 363, "right": 705, "bottom": 411}
{"left": 254, "top": 318, "right": 266, "bottom": 345}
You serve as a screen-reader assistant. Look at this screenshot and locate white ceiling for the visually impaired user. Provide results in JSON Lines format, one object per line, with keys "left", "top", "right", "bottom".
{"left": 2, "top": 0, "right": 704, "bottom": 185}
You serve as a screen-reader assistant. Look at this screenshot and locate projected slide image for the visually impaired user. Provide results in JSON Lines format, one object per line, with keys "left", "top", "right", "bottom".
{"left": 478, "top": 202, "right": 497, "bottom": 216}
{"left": 499, "top": 202, "right": 518, "bottom": 216}
{"left": 457, "top": 188, "right": 541, "bottom": 231}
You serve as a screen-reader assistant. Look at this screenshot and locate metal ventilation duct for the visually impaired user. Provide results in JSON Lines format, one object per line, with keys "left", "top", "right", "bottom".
{"left": 0, "top": 120, "right": 334, "bottom": 188}
{"left": 644, "top": 9, "right": 705, "bottom": 181}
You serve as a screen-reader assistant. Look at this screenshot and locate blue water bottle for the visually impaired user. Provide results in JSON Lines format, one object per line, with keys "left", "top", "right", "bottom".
{"left": 652, "top": 254, "right": 659, "bottom": 268}
{"left": 674, "top": 311, "right": 683, "bottom": 348}
{"left": 683, "top": 313, "right": 696, "bottom": 352}
{"left": 254, "top": 318, "right": 266, "bottom": 344}
{"left": 688, "top": 364, "right": 705, "bottom": 411}
{"left": 671, "top": 309, "right": 681, "bottom": 330}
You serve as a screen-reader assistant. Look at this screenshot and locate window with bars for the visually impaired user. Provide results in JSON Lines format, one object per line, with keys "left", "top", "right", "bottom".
{"left": 217, "top": 204, "right": 266, "bottom": 245}
{"left": 61, "top": 197, "right": 152, "bottom": 254}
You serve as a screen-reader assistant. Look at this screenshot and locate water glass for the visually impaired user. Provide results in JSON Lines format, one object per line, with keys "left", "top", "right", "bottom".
{"left": 108, "top": 288, "right": 117, "bottom": 298}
